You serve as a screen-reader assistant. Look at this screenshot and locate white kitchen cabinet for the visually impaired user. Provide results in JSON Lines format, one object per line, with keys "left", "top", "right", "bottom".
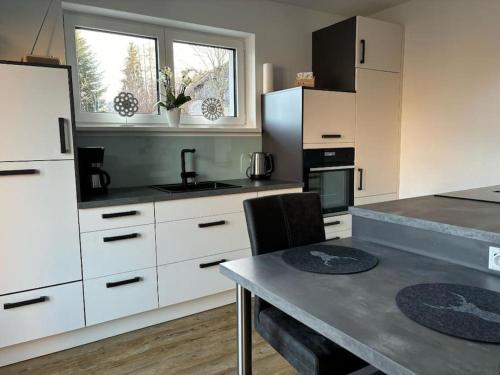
{"left": 84, "top": 267, "right": 158, "bottom": 326}
{"left": 356, "top": 17, "right": 403, "bottom": 73}
{"left": 156, "top": 212, "right": 250, "bottom": 265}
{"left": 0, "top": 64, "right": 73, "bottom": 162}
{"left": 303, "top": 90, "right": 356, "bottom": 147}
{"left": 79, "top": 203, "right": 154, "bottom": 232}
{"left": 158, "top": 248, "right": 250, "bottom": 307}
{"left": 324, "top": 214, "right": 352, "bottom": 240}
{"left": 155, "top": 192, "right": 256, "bottom": 222}
{"left": 81, "top": 224, "right": 157, "bottom": 280}
{"left": 0, "top": 282, "right": 84, "bottom": 348}
{"left": 0, "top": 160, "right": 81, "bottom": 295}
{"left": 355, "top": 69, "right": 401, "bottom": 198}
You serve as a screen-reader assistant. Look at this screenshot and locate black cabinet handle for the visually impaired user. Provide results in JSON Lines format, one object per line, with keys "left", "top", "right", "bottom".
{"left": 106, "top": 277, "right": 142, "bottom": 288}
{"left": 102, "top": 210, "right": 137, "bottom": 219}
{"left": 199, "top": 259, "right": 227, "bottom": 269}
{"left": 332, "top": 236, "right": 341, "bottom": 240}
{"left": 324, "top": 221, "right": 341, "bottom": 227}
{"left": 360, "top": 39, "right": 366, "bottom": 64}
{"left": 4, "top": 296, "right": 48, "bottom": 310}
{"left": 103, "top": 233, "right": 139, "bottom": 242}
{"left": 0, "top": 169, "right": 39, "bottom": 176}
{"left": 198, "top": 220, "right": 226, "bottom": 228}
{"left": 58, "top": 117, "right": 69, "bottom": 154}
{"left": 358, "top": 168, "right": 364, "bottom": 191}
{"left": 321, "top": 134, "right": 342, "bottom": 139}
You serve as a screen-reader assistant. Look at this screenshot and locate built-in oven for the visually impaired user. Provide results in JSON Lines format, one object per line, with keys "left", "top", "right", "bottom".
{"left": 303, "top": 148, "right": 355, "bottom": 215}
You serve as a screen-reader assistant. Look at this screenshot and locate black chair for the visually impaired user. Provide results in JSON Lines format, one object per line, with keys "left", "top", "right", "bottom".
{"left": 243, "top": 192, "right": 367, "bottom": 375}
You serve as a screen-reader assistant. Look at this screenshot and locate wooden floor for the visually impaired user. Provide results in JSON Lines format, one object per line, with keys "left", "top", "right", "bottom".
{"left": 0, "top": 304, "right": 296, "bottom": 375}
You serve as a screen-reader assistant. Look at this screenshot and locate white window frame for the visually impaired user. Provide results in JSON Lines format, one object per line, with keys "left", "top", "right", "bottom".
{"left": 64, "top": 13, "right": 166, "bottom": 125}
{"left": 64, "top": 12, "right": 246, "bottom": 128}
{"left": 165, "top": 29, "right": 246, "bottom": 127}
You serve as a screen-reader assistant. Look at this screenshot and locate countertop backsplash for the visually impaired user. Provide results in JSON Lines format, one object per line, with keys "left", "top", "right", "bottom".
{"left": 76, "top": 134, "right": 262, "bottom": 188}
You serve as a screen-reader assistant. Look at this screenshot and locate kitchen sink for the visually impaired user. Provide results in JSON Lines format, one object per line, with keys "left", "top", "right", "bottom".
{"left": 151, "top": 181, "right": 241, "bottom": 193}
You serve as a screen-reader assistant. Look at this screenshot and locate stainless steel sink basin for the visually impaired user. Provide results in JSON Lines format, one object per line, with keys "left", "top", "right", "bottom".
{"left": 151, "top": 181, "right": 240, "bottom": 193}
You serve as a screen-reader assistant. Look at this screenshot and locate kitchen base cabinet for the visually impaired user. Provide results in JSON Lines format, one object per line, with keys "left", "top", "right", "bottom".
{"left": 0, "top": 282, "right": 84, "bottom": 348}
{"left": 324, "top": 214, "right": 352, "bottom": 240}
{"left": 84, "top": 268, "right": 158, "bottom": 326}
{"left": 158, "top": 249, "right": 250, "bottom": 307}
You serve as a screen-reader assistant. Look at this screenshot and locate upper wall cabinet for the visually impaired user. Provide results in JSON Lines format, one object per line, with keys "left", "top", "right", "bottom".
{"left": 0, "top": 64, "right": 74, "bottom": 162}
{"left": 313, "top": 16, "right": 403, "bottom": 91}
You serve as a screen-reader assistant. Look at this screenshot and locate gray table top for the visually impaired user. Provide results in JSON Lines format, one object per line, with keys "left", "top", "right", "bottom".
{"left": 220, "top": 238, "right": 500, "bottom": 375}
{"left": 350, "top": 192, "right": 500, "bottom": 243}
{"left": 78, "top": 179, "right": 302, "bottom": 209}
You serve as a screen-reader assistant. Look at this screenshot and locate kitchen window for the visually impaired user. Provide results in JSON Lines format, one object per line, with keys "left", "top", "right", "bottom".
{"left": 64, "top": 13, "right": 247, "bottom": 129}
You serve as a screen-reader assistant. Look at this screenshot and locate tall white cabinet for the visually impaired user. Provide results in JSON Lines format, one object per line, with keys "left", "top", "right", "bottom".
{"left": 313, "top": 16, "right": 403, "bottom": 204}
{"left": 0, "top": 62, "right": 84, "bottom": 348}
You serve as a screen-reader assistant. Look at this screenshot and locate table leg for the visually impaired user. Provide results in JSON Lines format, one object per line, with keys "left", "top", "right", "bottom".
{"left": 236, "top": 284, "right": 252, "bottom": 375}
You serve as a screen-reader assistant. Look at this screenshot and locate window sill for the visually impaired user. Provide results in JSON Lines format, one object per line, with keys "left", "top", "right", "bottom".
{"left": 75, "top": 123, "right": 262, "bottom": 136}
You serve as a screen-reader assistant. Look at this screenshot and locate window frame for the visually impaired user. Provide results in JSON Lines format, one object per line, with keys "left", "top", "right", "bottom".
{"left": 165, "top": 29, "right": 246, "bottom": 126}
{"left": 64, "top": 13, "right": 246, "bottom": 128}
{"left": 64, "top": 13, "right": 166, "bottom": 125}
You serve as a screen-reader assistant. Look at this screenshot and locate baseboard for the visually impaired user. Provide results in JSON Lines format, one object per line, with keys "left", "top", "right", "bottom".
{"left": 0, "top": 290, "right": 235, "bottom": 367}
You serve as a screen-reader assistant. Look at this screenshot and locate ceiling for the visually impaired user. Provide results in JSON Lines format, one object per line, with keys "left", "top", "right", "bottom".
{"left": 269, "top": 0, "right": 410, "bottom": 16}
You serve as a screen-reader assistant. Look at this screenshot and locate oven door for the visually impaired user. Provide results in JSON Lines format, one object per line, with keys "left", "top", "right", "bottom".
{"left": 304, "top": 166, "right": 355, "bottom": 215}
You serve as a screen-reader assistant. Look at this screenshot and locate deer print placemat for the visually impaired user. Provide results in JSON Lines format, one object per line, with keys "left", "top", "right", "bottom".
{"left": 396, "top": 283, "right": 500, "bottom": 343}
{"left": 281, "top": 245, "right": 378, "bottom": 274}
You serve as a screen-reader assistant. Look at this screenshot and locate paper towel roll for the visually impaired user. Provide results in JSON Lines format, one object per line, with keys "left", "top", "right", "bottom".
{"left": 263, "top": 63, "right": 274, "bottom": 94}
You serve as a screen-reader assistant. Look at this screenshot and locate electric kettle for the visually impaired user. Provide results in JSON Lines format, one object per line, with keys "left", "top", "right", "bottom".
{"left": 246, "top": 152, "right": 274, "bottom": 180}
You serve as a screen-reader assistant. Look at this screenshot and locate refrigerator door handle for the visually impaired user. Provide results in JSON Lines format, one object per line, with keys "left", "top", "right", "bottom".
{"left": 58, "top": 117, "right": 69, "bottom": 154}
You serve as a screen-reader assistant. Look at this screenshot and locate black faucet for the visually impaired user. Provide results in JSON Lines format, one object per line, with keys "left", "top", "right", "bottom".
{"left": 181, "top": 148, "right": 197, "bottom": 185}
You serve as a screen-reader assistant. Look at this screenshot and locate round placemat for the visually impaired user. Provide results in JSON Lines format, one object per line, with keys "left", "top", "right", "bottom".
{"left": 396, "top": 283, "right": 500, "bottom": 343}
{"left": 282, "top": 244, "right": 378, "bottom": 274}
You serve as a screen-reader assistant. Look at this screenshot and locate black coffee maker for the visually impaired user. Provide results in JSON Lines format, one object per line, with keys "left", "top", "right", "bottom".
{"left": 78, "top": 147, "right": 111, "bottom": 199}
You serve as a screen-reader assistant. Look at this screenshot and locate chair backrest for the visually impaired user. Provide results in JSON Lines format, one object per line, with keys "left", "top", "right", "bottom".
{"left": 243, "top": 192, "right": 326, "bottom": 257}
{"left": 243, "top": 192, "right": 326, "bottom": 318}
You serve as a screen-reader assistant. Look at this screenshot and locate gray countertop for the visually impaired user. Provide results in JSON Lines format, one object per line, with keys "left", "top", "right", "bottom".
{"left": 220, "top": 238, "right": 500, "bottom": 375}
{"left": 78, "top": 179, "right": 303, "bottom": 209}
{"left": 350, "top": 192, "right": 500, "bottom": 243}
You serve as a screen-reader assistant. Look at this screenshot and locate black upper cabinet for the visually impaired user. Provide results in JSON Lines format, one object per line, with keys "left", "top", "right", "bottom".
{"left": 313, "top": 16, "right": 403, "bottom": 92}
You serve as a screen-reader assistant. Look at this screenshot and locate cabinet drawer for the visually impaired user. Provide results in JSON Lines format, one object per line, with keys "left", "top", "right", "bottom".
{"left": 324, "top": 214, "right": 352, "bottom": 235}
{"left": 326, "top": 229, "right": 352, "bottom": 241}
{"left": 0, "top": 282, "right": 84, "bottom": 348}
{"left": 256, "top": 188, "right": 302, "bottom": 197}
{"left": 79, "top": 203, "right": 154, "bottom": 232}
{"left": 81, "top": 224, "right": 156, "bottom": 280}
{"left": 155, "top": 193, "right": 256, "bottom": 223}
{"left": 303, "top": 90, "right": 355, "bottom": 145}
{"left": 84, "top": 268, "right": 158, "bottom": 326}
{"left": 158, "top": 249, "right": 250, "bottom": 307}
{"left": 157, "top": 212, "right": 250, "bottom": 265}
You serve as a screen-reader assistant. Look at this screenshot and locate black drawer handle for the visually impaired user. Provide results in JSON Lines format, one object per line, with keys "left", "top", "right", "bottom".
{"left": 324, "top": 221, "right": 341, "bottom": 227}
{"left": 332, "top": 236, "right": 341, "bottom": 240}
{"left": 322, "top": 134, "right": 342, "bottom": 139}
{"left": 0, "top": 169, "right": 39, "bottom": 176}
{"left": 199, "top": 259, "right": 227, "bottom": 269}
{"left": 59, "top": 117, "right": 69, "bottom": 154}
{"left": 102, "top": 210, "right": 138, "bottom": 219}
{"left": 106, "top": 277, "right": 142, "bottom": 288}
{"left": 103, "top": 233, "right": 139, "bottom": 242}
{"left": 358, "top": 168, "right": 364, "bottom": 191}
{"left": 198, "top": 220, "right": 226, "bottom": 228}
{"left": 4, "top": 296, "right": 48, "bottom": 310}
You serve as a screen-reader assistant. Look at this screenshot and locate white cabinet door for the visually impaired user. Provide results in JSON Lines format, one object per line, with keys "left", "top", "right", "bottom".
{"left": 355, "top": 69, "right": 401, "bottom": 198}
{"left": 0, "top": 282, "right": 84, "bottom": 348}
{"left": 303, "top": 90, "right": 356, "bottom": 147}
{"left": 356, "top": 17, "right": 403, "bottom": 73}
{"left": 256, "top": 188, "right": 302, "bottom": 197}
{"left": 0, "top": 160, "right": 81, "bottom": 295}
{"left": 0, "top": 64, "right": 73, "bottom": 162}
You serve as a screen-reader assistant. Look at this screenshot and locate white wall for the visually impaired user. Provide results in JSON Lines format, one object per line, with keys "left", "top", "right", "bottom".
{"left": 373, "top": 0, "right": 500, "bottom": 198}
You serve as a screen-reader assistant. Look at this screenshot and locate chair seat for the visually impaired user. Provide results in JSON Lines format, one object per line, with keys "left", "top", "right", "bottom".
{"left": 256, "top": 306, "right": 367, "bottom": 375}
